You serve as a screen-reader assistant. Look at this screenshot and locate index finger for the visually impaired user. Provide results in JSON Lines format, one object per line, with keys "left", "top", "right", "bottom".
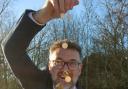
{"left": 59, "top": 0, "right": 65, "bottom": 13}
{"left": 50, "top": 0, "right": 59, "bottom": 14}
{"left": 71, "top": 0, "right": 79, "bottom": 7}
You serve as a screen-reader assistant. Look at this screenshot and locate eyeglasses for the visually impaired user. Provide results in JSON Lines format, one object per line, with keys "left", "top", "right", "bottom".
{"left": 51, "top": 60, "right": 81, "bottom": 70}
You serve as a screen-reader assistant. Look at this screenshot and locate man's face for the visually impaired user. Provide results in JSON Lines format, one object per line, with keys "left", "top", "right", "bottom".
{"left": 48, "top": 48, "right": 82, "bottom": 88}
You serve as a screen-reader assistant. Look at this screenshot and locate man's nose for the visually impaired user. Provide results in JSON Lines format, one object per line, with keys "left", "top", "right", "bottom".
{"left": 63, "top": 63, "right": 69, "bottom": 70}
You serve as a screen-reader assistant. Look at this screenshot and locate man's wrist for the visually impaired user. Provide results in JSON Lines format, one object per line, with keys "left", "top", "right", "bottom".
{"left": 28, "top": 12, "right": 44, "bottom": 26}
{"left": 32, "top": 9, "right": 51, "bottom": 25}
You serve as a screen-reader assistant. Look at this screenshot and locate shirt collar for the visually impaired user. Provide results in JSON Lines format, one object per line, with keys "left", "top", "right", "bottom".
{"left": 70, "top": 86, "right": 77, "bottom": 89}
{"left": 53, "top": 85, "right": 77, "bottom": 89}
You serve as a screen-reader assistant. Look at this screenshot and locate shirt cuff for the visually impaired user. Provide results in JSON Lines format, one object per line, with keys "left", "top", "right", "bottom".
{"left": 28, "top": 12, "right": 44, "bottom": 26}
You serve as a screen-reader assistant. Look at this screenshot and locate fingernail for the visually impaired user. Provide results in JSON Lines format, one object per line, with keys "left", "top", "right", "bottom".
{"left": 74, "top": 0, "right": 79, "bottom": 5}
{"left": 71, "top": 0, "right": 79, "bottom": 7}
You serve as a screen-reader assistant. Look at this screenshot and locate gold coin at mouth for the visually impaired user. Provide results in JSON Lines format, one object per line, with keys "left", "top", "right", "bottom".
{"left": 62, "top": 43, "right": 68, "bottom": 49}
{"left": 65, "top": 76, "right": 71, "bottom": 83}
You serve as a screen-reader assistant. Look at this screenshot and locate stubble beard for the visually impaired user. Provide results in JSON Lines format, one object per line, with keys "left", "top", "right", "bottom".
{"left": 53, "top": 78, "right": 75, "bottom": 89}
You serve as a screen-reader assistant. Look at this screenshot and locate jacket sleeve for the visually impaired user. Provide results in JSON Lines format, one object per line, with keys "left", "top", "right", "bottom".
{"left": 1, "top": 10, "right": 52, "bottom": 89}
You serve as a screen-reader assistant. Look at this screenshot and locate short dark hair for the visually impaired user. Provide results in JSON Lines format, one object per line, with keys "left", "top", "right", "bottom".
{"left": 49, "top": 40, "right": 81, "bottom": 57}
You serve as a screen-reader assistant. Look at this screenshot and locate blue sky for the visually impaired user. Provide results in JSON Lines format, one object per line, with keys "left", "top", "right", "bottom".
{"left": 10, "top": 0, "right": 84, "bottom": 19}
{"left": 11, "top": 0, "right": 45, "bottom": 19}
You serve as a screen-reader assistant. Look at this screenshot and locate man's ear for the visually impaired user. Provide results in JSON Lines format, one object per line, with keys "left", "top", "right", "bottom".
{"left": 48, "top": 61, "right": 54, "bottom": 71}
{"left": 79, "top": 64, "right": 83, "bottom": 76}
{"left": 48, "top": 61, "right": 52, "bottom": 74}
{"left": 48, "top": 61, "right": 51, "bottom": 70}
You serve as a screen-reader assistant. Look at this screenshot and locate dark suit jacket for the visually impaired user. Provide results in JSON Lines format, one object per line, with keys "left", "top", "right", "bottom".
{"left": 1, "top": 10, "right": 82, "bottom": 89}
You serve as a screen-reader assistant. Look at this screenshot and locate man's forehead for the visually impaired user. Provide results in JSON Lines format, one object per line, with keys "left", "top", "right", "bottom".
{"left": 49, "top": 48, "right": 80, "bottom": 61}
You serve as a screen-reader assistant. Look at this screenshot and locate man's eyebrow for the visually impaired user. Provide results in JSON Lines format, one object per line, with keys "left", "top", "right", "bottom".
{"left": 56, "top": 57, "right": 63, "bottom": 60}
{"left": 70, "top": 59, "right": 81, "bottom": 63}
{"left": 70, "top": 59, "right": 77, "bottom": 61}
{"left": 55, "top": 58, "right": 79, "bottom": 62}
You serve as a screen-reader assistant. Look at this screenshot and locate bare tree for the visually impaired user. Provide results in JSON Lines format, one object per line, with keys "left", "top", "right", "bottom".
{"left": 0, "top": 0, "right": 22, "bottom": 89}
{"left": 91, "top": 0, "right": 128, "bottom": 88}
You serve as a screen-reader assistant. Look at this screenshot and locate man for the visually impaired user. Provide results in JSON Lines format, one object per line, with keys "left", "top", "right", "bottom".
{"left": 1, "top": 0, "right": 82, "bottom": 89}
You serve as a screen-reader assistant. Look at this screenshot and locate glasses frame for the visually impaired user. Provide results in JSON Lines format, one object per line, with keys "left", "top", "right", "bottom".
{"left": 51, "top": 60, "right": 82, "bottom": 70}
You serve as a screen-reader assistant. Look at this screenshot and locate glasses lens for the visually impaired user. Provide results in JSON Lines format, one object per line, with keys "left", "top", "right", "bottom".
{"left": 53, "top": 60, "right": 64, "bottom": 68}
{"left": 68, "top": 61, "right": 80, "bottom": 70}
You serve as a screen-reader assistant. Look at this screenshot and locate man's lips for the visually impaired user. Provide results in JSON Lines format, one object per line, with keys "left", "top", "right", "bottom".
{"left": 57, "top": 71, "right": 72, "bottom": 83}
{"left": 58, "top": 72, "right": 64, "bottom": 79}
{"left": 56, "top": 71, "right": 73, "bottom": 89}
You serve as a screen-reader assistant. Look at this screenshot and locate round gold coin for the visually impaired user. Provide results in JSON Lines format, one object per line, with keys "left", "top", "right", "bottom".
{"left": 65, "top": 76, "right": 71, "bottom": 83}
{"left": 62, "top": 43, "right": 68, "bottom": 49}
